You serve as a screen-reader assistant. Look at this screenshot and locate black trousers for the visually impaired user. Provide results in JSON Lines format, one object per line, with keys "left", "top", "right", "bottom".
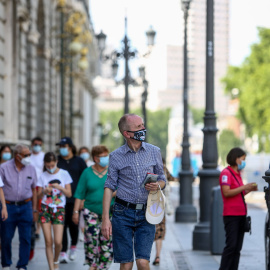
{"left": 219, "top": 215, "right": 246, "bottom": 270}
{"left": 62, "top": 202, "right": 79, "bottom": 252}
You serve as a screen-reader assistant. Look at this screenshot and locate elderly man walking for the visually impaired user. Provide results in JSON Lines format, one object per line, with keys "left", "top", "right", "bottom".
{"left": 0, "top": 144, "right": 38, "bottom": 270}
{"left": 102, "top": 114, "right": 166, "bottom": 270}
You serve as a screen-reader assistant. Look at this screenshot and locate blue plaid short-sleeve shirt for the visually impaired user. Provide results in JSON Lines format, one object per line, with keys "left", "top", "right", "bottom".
{"left": 104, "top": 142, "right": 166, "bottom": 204}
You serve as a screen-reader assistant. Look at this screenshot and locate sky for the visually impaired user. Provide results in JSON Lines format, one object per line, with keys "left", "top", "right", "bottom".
{"left": 89, "top": 0, "right": 270, "bottom": 67}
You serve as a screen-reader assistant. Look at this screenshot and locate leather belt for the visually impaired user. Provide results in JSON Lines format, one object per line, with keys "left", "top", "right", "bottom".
{"left": 115, "top": 197, "right": 146, "bottom": 210}
{"left": 6, "top": 198, "right": 32, "bottom": 206}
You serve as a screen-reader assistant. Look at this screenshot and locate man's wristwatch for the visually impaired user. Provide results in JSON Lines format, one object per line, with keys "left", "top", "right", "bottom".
{"left": 73, "top": 210, "right": 79, "bottom": 214}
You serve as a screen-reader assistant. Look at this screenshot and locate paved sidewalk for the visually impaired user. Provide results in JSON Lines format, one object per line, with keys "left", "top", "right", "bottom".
{"left": 6, "top": 183, "right": 267, "bottom": 270}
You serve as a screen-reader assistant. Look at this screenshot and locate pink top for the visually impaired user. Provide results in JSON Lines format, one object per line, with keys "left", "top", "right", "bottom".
{"left": 219, "top": 166, "right": 246, "bottom": 216}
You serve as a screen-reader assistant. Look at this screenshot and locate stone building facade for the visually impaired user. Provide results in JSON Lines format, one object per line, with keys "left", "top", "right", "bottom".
{"left": 0, "top": 0, "right": 100, "bottom": 150}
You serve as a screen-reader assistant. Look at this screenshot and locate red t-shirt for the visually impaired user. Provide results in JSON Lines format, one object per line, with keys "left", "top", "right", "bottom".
{"left": 219, "top": 166, "right": 246, "bottom": 216}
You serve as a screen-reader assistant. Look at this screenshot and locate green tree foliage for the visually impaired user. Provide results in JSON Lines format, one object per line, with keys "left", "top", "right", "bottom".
{"left": 218, "top": 129, "right": 242, "bottom": 165}
{"left": 189, "top": 106, "right": 204, "bottom": 124}
{"left": 99, "top": 108, "right": 171, "bottom": 158}
{"left": 222, "top": 27, "right": 270, "bottom": 152}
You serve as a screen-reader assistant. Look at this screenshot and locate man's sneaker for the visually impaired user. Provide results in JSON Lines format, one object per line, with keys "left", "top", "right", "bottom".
{"left": 69, "top": 246, "right": 77, "bottom": 261}
{"left": 2, "top": 267, "right": 10, "bottom": 270}
{"left": 59, "top": 252, "right": 68, "bottom": 264}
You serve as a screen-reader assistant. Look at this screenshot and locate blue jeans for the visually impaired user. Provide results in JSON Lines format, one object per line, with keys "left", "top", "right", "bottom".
{"left": 112, "top": 202, "right": 155, "bottom": 263}
{"left": 1, "top": 201, "right": 33, "bottom": 269}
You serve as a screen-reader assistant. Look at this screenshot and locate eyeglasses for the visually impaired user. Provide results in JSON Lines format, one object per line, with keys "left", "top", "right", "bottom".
{"left": 20, "top": 153, "right": 31, "bottom": 158}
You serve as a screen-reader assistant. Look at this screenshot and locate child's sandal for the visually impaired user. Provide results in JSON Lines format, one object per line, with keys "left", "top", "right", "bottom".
{"left": 54, "top": 261, "right": 59, "bottom": 270}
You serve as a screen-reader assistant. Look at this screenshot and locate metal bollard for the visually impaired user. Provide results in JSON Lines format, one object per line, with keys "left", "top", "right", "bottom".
{"left": 210, "top": 186, "right": 225, "bottom": 255}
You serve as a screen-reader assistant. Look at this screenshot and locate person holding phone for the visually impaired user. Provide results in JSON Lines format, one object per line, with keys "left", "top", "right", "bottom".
{"left": 37, "top": 152, "right": 72, "bottom": 270}
{"left": 102, "top": 114, "right": 166, "bottom": 270}
{"left": 219, "top": 147, "right": 257, "bottom": 270}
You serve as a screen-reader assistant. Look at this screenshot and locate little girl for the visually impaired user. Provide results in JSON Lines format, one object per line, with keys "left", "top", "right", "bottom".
{"left": 37, "top": 152, "right": 72, "bottom": 270}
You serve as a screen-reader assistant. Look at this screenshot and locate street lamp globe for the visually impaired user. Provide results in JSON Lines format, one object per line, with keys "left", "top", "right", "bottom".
{"left": 96, "top": 30, "right": 107, "bottom": 52}
{"left": 78, "top": 57, "right": 89, "bottom": 70}
{"left": 69, "top": 40, "right": 82, "bottom": 54}
{"left": 145, "top": 26, "right": 156, "bottom": 46}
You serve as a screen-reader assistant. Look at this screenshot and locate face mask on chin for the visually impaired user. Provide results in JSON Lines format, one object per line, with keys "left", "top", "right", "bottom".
{"left": 127, "top": 129, "right": 147, "bottom": 141}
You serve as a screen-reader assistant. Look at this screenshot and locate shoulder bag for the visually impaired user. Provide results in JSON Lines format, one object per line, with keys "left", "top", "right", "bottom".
{"left": 227, "top": 167, "right": 251, "bottom": 234}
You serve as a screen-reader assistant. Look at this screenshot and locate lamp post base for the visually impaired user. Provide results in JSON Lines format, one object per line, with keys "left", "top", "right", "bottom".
{"left": 193, "top": 221, "right": 210, "bottom": 250}
{"left": 175, "top": 204, "right": 197, "bottom": 223}
{"left": 192, "top": 168, "right": 220, "bottom": 250}
{"left": 175, "top": 170, "right": 197, "bottom": 223}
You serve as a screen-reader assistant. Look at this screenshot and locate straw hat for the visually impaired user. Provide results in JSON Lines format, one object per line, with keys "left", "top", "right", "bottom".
{"left": 146, "top": 187, "right": 166, "bottom": 225}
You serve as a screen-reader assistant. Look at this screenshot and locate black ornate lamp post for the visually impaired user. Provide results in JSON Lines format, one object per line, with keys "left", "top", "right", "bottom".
{"left": 175, "top": 0, "right": 197, "bottom": 223}
{"left": 192, "top": 0, "right": 220, "bottom": 250}
{"left": 96, "top": 18, "right": 156, "bottom": 115}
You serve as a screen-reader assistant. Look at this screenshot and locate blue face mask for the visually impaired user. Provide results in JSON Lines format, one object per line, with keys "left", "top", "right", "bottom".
{"left": 60, "top": 147, "right": 69, "bottom": 157}
{"left": 99, "top": 156, "right": 109, "bottom": 167}
{"left": 33, "top": 145, "right": 42, "bottom": 153}
{"left": 80, "top": 152, "right": 90, "bottom": 161}
{"left": 2, "top": 152, "right": 11, "bottom": 161}
{"left": 128, "top": 129, "right": 147, "bottom": 141}
{"left": 237, "top": 160, "right": 246, "bottom": 171}
{"left": 46, "top": 166, "right": 57, "bottom": 174}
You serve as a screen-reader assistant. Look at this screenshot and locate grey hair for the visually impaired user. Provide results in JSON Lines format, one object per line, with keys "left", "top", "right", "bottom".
{"left": 13, "top": 144, "right": 29, "bottom": 156}
{"left": 118, "top": 114, "right": 138, "bottom": 135}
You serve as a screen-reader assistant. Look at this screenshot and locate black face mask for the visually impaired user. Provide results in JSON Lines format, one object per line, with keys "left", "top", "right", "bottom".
{"left": 127, "top": 129, "right": 147, "bottom": 141}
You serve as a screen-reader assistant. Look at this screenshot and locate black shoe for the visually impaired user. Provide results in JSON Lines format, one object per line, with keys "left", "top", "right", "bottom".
{"left": 35, "top": 233, "right": 40, "bottom": 239}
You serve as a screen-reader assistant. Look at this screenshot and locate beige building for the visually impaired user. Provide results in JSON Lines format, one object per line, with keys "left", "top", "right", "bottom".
{"left": 0, "top": 0, "right": 100, "bottom": 150}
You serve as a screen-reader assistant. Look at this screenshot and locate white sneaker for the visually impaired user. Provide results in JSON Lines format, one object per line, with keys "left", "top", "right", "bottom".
{"left": 79, "top": 231, "right": 84, "bottom": 242}
{"left": 2, "top": 267, "right": 10, "bottom": 270}
{"left": 59, "top": 252, "right": 68, "bottom": 263}
{"left": 69, "top": 247, "right": 77, "bottom": 261}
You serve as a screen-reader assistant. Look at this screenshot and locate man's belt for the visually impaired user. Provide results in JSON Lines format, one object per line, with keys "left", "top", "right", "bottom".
{"left": 5, "top": 198, "right": 32, "bottom": 206}
{"left": 115, "top": 197, "right": 146, "bottom": 210}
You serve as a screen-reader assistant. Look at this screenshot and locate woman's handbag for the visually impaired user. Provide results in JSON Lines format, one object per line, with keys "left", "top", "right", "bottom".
{"left": 227, "top": 168, "right": 252, "bottom": 234}
{"left": 244, "top": 216, "right": 252, "bottom": 234}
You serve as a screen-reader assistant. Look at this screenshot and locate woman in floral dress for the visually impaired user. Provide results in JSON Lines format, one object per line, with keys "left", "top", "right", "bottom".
{"left": 72, "top": 145, "right": 115, "bottom": 270}
{"left": 37, "top": 152, "right": 72, "bottom": 270}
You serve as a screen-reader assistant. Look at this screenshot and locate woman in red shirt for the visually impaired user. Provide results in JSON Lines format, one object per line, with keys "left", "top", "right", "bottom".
{"left": 219, "top": 147, "right": 257, "bottom": 270}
